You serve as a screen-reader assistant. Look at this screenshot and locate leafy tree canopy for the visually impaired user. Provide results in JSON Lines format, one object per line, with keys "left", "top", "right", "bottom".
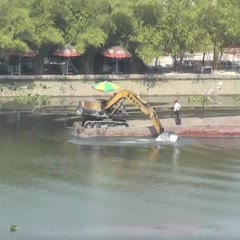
{"left": 0, "top": 0, "right": 240, "bottom": 71}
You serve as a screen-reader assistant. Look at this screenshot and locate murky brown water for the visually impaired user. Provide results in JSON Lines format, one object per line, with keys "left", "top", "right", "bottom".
{"left": 0, "top": 130, "right": 240, "bottom": 239}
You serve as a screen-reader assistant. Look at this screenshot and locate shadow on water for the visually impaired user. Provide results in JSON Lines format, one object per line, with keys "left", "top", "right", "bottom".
{"left": 0, "top": 112, "right": 67, "bottom": 136}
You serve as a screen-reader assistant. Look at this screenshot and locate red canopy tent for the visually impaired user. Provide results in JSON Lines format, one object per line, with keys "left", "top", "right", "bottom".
{"left": 102, "top": 46, "right": 132, "bottom": 74}
{"left": 223, "top": 47, "right": 240, "bottom": 56}
{"left": 8, "top": 50, "right": 38, "bottom": 75}
{"left": 52, "top": 47, "right": 81, "bottom": 75}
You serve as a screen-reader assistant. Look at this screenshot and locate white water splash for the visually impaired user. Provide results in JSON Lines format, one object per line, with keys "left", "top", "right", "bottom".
{"left": 155, "top": 132, "right": 178, "bottom": 143}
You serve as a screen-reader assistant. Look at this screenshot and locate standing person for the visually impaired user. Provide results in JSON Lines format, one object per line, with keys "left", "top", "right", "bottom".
{"left": 173, "top": 98, "right": 181, "bottom": 125}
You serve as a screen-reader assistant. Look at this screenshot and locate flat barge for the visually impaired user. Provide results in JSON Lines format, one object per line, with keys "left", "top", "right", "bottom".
{"left": 74, "top": 122, "right": 240, "bottom": 138}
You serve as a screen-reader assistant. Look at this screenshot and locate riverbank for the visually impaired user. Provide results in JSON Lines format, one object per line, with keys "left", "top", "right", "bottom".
{"left": 1, "top": 72, "right": 240, "bottom": 97}
{"left": 128, "top": 116, "right": 240, "bottom": 127}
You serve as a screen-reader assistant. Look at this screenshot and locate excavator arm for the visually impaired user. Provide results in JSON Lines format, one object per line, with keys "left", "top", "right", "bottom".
{"left": 104, "top": 90, "right": 164, "bottom": 134}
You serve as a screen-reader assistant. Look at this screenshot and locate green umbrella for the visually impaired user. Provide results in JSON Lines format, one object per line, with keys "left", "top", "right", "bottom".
{"left": 93, "top": 81, "right": 120, "bottom": 92}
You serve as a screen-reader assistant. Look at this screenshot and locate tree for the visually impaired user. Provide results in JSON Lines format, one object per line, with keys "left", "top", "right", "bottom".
{"left": 26, "top": 0, "right": 64, "bottom": 74}
{"left": 0, "top": 0, "right": 31, "bottom": 54}
{"left": 57, "top": 0, "right": 109, "bottom": 73}
{"left": 130, "top": 0, "right": 164, "bottom": 65}
{"left": 161, "top": 0, "right": 200, "bottom": 71}
{"left": 197, "top": 0, "right": 240, "bottom": 69}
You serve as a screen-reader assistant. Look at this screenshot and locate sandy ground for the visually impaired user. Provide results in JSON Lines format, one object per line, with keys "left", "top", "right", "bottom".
{"left": 128, "top": 116, "right": 240, "bottom": 128}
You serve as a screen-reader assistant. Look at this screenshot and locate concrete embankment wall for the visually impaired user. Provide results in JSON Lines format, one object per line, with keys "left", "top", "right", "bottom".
{"left": 0, "top": 73, "right": 240, "bottom": 97}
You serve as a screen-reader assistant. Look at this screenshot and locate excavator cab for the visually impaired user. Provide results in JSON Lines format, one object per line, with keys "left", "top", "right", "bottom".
{"left": 76, "top": 99, "right": 106, "bottom": 118}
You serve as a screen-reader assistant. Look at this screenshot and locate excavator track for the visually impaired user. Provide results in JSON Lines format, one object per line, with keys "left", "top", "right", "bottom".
{"left": 83, "top": 120, "right": 129, "bottom": 129}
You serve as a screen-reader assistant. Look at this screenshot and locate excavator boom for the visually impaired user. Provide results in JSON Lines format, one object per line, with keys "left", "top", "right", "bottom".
{"left": 104, "top": 90, "right": 164, "bottom": 134}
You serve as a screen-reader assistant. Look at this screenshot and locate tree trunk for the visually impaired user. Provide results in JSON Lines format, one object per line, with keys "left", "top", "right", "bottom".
{"left": 219, "top": 47, "right": 223, "bottom": 68}
{"left": 213, "top": 44, "right": 218, "bottom": 69}
{"left": 130, "top": 58, "right": 140, "bottom": 74}
{"left": 179, "top": 54, "right": 184, "bottom": 72}
{"left": 154, "top": 57, "right": 159, "bottom": 68}
{"left": 80, "top": 55, "right": 87, "bottom": 74}
{"left": 86, "top": 53, "right": 94, "bottom": 74}
{"left": 81, "top": 49, "right": 96, "bottom": 74}
{"left": 202, "top": 52, "right": 206, "bottom": 66}
{"left": 173, "top": 55, "right": 177, "bottom": 71}
{"left": 33, "top": 50, "right": 45, "bottom": 75}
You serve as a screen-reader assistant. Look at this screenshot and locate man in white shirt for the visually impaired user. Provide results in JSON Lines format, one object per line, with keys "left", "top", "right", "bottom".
{"left": 173, "top": 98, "right": 181, "bottom": 125}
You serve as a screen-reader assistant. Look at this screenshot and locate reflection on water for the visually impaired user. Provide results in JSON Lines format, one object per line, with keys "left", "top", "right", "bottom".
{"left": 0, "top": 131, "right": 240, "bottom": 239}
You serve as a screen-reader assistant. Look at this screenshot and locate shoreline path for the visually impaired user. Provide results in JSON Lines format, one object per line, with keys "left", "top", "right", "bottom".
{"left": 128, "top": 116, "right": 240, "bottom": 128}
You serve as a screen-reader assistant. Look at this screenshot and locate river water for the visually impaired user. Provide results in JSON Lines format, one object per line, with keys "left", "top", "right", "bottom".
{"left": 1, "top": 129, "right": 240, "bottom": 240}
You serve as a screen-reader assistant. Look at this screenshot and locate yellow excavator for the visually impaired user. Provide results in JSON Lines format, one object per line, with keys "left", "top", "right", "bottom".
{"left": 76, "top": 90, "right": 164, "bottom": 135}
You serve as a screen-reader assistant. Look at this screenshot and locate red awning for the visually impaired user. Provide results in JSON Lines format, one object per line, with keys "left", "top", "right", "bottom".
{"left": 9, "top": 50, "right": 38, "bottom": 57}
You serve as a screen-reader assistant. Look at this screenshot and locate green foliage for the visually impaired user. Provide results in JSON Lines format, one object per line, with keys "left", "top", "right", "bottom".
{"left": 14, "top": 94, "right": 49, "bottom": 105}
{"left": 196, "top": 0, "right": 240, "bottom": 67}
{"left": 0, "top": 0, "right": 239, "bottom": 70}
{"left": 188, "top": 95, "right": 213, "bottom": 108}
{"left": 132, "top": 26, "right": 163, "bottom": 63}
{"left": 188, "top": 82, "right": 223, "bottom": 108}
{"left": 62, "top": 0, "right": 109, "bottom": 48}
{"left": 76, "top": 28, "right": 107, "bottom": 53}
{"left": 188, "top": 86, "right": 221, "bottom": 108}
{"left": 162, "top": 0, "right": 200, "bottom": 56}
{"left": 27, "top": 0, "right": 64, "bottom": 48}
{"left": 0, "top": 0, "right": 30, "bottom": 54}
{"left": 109, "top": 2, "right": 135, "bottom": 46}
{"left": 10, "top": 225, "right": 17, "bottom": 232}
{"left": 233, "top": 95, "right": 240, "bottom": 102}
